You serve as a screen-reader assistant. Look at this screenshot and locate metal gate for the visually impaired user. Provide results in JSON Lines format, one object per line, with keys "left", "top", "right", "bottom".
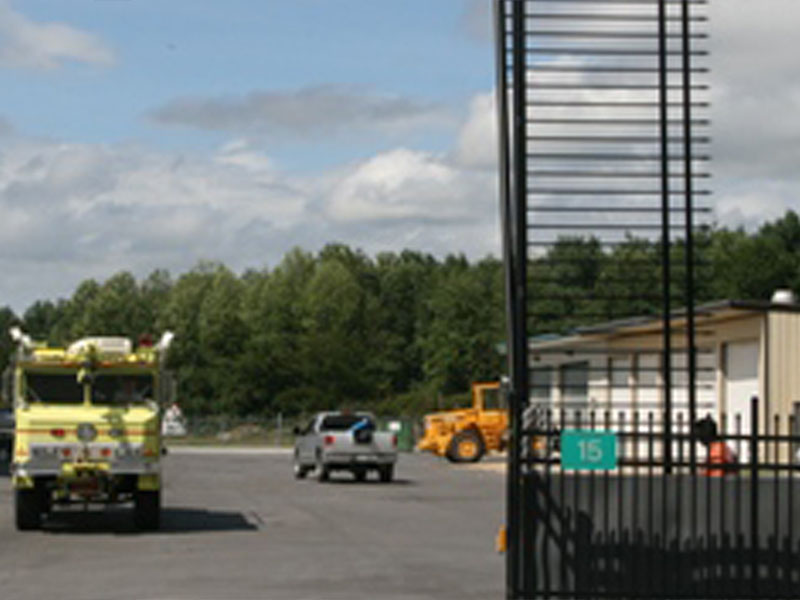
{"left": 494, "top": 0, "right": 800, "bottom": 597}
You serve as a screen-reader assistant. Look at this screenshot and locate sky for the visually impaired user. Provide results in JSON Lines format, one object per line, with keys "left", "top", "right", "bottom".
{"left": 0, "top": 0, "right": 798, "bottom": 313}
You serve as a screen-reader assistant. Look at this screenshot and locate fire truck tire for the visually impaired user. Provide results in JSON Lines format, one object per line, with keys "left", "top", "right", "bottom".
{"left": 15, "top": 488, "right": 42, "bottom": 530}
{"left": 134, "top": 490, "right": 161, "bottom": 531}
{"left": 446, "top": 430, "right": 486, "bottom": 463}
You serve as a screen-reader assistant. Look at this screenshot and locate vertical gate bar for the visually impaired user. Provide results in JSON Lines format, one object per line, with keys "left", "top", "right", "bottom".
{"left": 750, "top": 397, "right": 759, "bottom": 597}
{"left": 784, "top": 415, "right": 797, "bottom": 589}
{"left": 589, "top": 410, "right": 597, "bottom": 597}
{"left": 682, "top": 0, "right": 697, "bottom": 475}
{"left": 705, "top": 425, "right": 712, "bottom": 599}
{"left": 658, "top": 0, "right": 673, "bottom": 475}
{"left": 604, "top": 409, "right": 611, "bottom": 596}
{"left": 676, "top": 412, "right": 684, "bottom": 593}
{"left": 773, "top": 414, "right": 779, "bottom": 589}
{"left": 735, "top": 413, "right": 743, "bottom": 592}
{"left": 646, "top": 411, "right": 654, "bottom": 598}
{"left": 720, "top": 412, "right": 728, "bottom": 587}
{"left": 789, "top": 415, "right": 796, "bottom": 590}
{"left": 632, "top": 411, "right": 641, "bottom": 595}
{"left": 543, "top": 408, "right": 553, "bottom": 596}
{"left": 661, "top": 408, "right": 669, "bottom": 595}
{"left": 619, "top": 410, "right": 627, "bottom": 597}
{"left": 574, "top": 410, "right": 582, "bottom": 598}
{"left": 719, "top": 440, "right": 726, "bottom": 591}
{"left": 560, "top": 408, "right": 568, "bottom": 595}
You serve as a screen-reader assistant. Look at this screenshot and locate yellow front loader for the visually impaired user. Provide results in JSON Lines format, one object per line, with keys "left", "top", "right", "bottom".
{"left": 417, "top": 382, "right": 508, "bottom": 463}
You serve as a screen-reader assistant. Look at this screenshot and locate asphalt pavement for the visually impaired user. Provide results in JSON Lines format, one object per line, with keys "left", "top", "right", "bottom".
{"left": 0, "top": 449, "right": 505, "bottom": 600}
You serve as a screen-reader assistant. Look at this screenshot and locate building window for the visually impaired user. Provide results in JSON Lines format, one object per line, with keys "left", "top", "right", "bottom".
{"left": 531, "top": 367, "right": 553, "bottom": 404}
{"left": 561, "top": 361, "right": 589, "bottom": 408}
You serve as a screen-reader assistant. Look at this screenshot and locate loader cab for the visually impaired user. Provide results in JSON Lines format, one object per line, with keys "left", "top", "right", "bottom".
{"left": 473, "top": 381, "right": 505, "bottom": 412}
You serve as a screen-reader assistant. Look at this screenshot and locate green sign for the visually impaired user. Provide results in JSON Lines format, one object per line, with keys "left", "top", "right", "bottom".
{"left": 560, "top": 430, "right": 617, "bottom": 471}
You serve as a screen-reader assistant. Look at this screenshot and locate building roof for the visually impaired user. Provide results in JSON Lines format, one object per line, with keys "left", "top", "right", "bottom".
{"left": 530, "top": 299, "right": 800, "bottom": 350}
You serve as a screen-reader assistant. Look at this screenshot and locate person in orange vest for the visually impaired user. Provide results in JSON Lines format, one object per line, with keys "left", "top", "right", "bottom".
{"left": 692, "top": 416, "right": 738, "bottom": 477}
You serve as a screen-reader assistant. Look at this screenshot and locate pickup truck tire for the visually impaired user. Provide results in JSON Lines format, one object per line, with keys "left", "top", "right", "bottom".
{"left": 293, "top": 453, "right": 309, "bottom": 479}
{"left": 134, "top": 490, "right": 161, "bottom": 531}
{"left": 378, "top": 465, "right": 394, "bottom": 483}
{"left": 446, "top": 430, "right": 486, "bottom": 463}
{"left": 15, "top": 488, "right": 42, "bottom": 531}
{"left": 315, "top": 453, "right": 330, "bottom": 483}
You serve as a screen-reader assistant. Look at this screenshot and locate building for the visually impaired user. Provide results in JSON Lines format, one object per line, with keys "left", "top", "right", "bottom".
{"left": 528, "top": 297, "right": 800, "bottom": 449}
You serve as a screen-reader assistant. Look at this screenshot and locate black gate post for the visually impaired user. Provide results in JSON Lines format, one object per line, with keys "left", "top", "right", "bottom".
{"left": 495, "top": 0, "right": 531, "bottom": 596}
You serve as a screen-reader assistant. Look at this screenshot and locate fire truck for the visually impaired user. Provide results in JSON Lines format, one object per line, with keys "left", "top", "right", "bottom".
{"left": 8, "top": 330, "right": 174, "bottom": 530}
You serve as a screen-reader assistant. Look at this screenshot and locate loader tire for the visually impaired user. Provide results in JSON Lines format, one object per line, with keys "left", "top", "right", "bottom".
{"left": 446, "top": 430, "right": 486, "bottom": 463}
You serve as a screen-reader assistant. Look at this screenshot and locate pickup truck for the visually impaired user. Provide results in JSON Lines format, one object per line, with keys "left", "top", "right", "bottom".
{"left": 293, "top": 412, "right": 397, "bottom": 483}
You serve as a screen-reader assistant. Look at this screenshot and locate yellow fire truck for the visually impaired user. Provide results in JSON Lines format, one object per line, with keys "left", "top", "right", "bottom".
{"left": 8, "top": 330, "right": 174, "bottom": 531}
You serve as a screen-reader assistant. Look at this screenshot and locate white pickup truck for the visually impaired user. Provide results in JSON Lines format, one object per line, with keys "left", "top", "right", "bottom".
{"left": 292, "top": 412, "right": 397, "bottom": 483}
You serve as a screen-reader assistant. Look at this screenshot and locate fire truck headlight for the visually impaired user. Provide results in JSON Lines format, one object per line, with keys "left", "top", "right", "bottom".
{"left": 77, "top": 423, "right": 98, "bottom": 442}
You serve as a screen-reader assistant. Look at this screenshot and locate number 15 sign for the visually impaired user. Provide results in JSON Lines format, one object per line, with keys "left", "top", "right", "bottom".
{"left": 560, "top": 430, "right": 617, "bottom": 471}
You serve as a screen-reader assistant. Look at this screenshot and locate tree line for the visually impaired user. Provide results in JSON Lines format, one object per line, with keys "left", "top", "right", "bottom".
{"left": 1, "top": 210, "right": 799, "bottom": 417}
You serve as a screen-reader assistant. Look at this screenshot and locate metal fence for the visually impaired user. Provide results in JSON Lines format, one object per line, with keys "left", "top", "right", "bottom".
{"left": 494, "top": 0, "right": 726, "bottom": 597}
{"left": 173, "top": 414, "right": 420, "bottom": 450}
{"left": 522, "top": 397, "right": 800, "bottom": 598}
{"left": 172, "top": 415, "right": 295, "bottom": 446}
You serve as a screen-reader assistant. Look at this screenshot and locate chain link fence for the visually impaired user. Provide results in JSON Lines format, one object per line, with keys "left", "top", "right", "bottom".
{"left": 168, "top": 414, "right": 421, "bottom": 451}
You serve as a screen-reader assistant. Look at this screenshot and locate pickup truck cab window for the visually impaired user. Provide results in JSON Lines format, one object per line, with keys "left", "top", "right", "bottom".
{"left": 320, "top": 414, "right": 374, "bottom": 431}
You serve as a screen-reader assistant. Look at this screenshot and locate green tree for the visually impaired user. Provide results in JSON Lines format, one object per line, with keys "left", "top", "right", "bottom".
{"left": 420, "top": 256, "right": 505, "bottom": 393}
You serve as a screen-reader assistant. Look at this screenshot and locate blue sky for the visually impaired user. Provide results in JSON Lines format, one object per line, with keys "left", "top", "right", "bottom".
{"left": 2, "top": 1, "right": 492, "bottom": 167}
{"left": 0, "top": 0, "right": 799, "bottom": 312}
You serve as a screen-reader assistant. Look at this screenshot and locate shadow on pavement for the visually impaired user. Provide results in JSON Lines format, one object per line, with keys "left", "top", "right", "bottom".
{"left": 42, "top": 506, "right": 258, "bottom": 535}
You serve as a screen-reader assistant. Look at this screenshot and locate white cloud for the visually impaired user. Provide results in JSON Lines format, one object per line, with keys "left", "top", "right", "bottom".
{"left": 453, "top": 93, "right": 497, "bottom": 170}
{"left": 148, "top": 85, "right": 454, "bottom": 140}
{"left": 0, "top": 1, "right": 114, "bottom": 70}
{"left": 327, "top": 148, "right": 484, "bottom": 223}
{"left": 0, "top": 128, "right": 502, "bottom": 312}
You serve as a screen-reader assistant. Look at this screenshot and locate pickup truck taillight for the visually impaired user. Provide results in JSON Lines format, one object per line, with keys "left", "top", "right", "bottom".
{"left": 323, "top": 435, "right": 335, "bottom": 446}
{"left": 392, "top": 434, "right": 398, "bottom": 448}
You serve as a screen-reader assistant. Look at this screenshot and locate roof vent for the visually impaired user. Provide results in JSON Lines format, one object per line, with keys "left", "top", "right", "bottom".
{"left": 771, "top": 289, "right": 796, "bottom": 305}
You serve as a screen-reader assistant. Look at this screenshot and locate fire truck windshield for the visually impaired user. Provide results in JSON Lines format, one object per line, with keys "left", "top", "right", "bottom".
{"left": 91, "top": 374, "right": 154, "bottom": 406}
{"left": 25, "top": 373, "right": 83, "bottom": 405}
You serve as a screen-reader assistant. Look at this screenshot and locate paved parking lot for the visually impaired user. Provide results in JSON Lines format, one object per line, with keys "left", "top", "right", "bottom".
{"left": 0, "top": 450, "right": 505, "bottom": 600}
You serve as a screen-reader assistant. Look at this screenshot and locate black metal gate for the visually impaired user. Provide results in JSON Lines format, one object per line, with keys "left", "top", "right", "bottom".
{"left": 494, "top": 0, "right": 800, "bottom": 597}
